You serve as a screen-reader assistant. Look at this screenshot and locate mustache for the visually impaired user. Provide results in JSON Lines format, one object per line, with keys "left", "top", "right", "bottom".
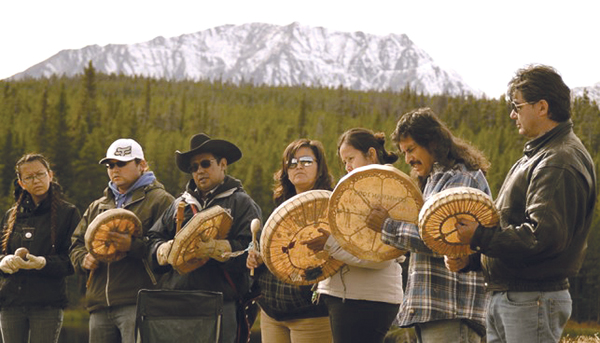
{"left": 410, "top": 161, "right": 421, "bottom": 167}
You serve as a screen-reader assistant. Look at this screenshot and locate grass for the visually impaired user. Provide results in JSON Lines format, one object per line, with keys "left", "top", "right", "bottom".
{"left": 62, "top": 309, "right": 90, "bottom": 328}
{"left": 382, "top": 320, "right": 600, "bottom": 343}
{"left": 562, "top": 321, "right": 600, "bottom": 342}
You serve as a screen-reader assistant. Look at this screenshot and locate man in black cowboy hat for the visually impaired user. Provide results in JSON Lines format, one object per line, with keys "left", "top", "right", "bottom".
{"left": 147, "top": 133, "right": 262, "bottom": 343}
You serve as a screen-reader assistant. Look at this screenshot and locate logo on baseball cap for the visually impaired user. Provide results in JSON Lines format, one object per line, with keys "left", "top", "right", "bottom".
{"left": 99, "top": 139, "right": 145, "bottom": 164}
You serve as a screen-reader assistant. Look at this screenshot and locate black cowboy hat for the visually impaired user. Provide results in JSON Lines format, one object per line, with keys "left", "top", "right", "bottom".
{"left": 175, "top": 133, "right": 242, "bottom": 172}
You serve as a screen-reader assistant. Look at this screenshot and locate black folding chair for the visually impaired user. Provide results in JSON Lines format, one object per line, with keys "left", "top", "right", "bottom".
{"left": 135, "top": 289, "right": 223, "bottom": 343}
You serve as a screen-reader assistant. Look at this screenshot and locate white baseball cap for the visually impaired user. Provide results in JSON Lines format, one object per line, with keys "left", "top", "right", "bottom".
{"left": 99, "top": 138, "right": 145, "bottom": 164}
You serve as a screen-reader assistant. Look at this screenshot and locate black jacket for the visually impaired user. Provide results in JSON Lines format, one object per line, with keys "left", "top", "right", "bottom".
{"left": 471, "top": 121, "right": 597, "bottom": 291}
{"left": 0, "top": 192, "right": 80, "bottom": 308}
{"left": 148, "top": 176, "right": 262, "bottom": 302}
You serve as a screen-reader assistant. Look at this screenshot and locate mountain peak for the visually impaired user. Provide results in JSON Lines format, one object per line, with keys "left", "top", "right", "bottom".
{"left": 9, "top": 22, "right": 479, "bottom": 96}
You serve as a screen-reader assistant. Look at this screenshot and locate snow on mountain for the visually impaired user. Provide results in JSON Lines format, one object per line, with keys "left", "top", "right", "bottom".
{"left": 9, "top": 22, "right": 479, "bottom": 96}
{"left": 573, "top": 83, "right": 600, "bottom": 104}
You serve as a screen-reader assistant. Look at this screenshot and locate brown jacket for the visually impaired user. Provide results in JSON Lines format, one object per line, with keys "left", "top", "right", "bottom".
{"left": 70, "top": 178, "right": 173, "bottom": 312}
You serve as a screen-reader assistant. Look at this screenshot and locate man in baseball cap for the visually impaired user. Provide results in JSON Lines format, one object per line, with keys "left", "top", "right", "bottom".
{"left": 70, "top": 138, "right": 174, "bottom": 343}
{"left": 99, "top": 138, "right": 145, "bottom": 165}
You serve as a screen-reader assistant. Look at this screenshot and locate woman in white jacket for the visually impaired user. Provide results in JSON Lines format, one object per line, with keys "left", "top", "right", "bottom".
{"left": 304, "top": 128, "right": 404, "bottom": 343}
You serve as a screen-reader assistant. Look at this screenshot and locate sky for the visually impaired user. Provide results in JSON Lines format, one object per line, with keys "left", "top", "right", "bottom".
{"left": 1, "top": 0, "right": 599, "bottom": 97}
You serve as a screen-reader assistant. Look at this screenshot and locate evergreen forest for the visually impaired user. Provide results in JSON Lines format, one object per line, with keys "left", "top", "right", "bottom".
{"left": 1, "top": 62, "right": 600, "bottom": 323}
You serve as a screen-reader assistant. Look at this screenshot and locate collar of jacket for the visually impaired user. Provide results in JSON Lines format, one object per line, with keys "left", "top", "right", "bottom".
{"left": 19, "top": 192, "right": 51, "bottom": 215}
{"left": 183, "top": 175, "right": 243, "bottom": 208}
{"left": 100, "top": 179, "right": 161, "bottom": 209}
{"left": 523, "top": 120, "right": 573, "bottom": 157}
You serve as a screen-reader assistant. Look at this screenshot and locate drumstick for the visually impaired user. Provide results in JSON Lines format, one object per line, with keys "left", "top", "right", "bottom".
{"left": 176, "top": 201, "right": 185, "bottom": 233}
{"left": 250, "top": 218, "right": 260, "bottom": 276}
{"left": 86, "top": 270, "right": 94, "bottom": 288}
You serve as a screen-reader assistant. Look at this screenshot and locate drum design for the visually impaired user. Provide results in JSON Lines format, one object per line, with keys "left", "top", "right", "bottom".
{"left": 418, "top": 187, "right": 499, "bottom": 257}
{"left": 261, "top": 190, "right": 344, "bottom": 286}
{"left": 168, "top": 205, "right": 233, "bottom": 274}
{"left": 85, "top": 208, "right": 142, "bottom": 263}
{"left": 328, "top": 165, "right": 423, "bottom": 262}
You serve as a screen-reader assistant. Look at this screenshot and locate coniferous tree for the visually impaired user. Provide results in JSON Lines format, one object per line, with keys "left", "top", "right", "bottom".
{"left": 48, "top": 83, "right": 73, "bottom": 196}
{"left": 297, "top": 95, "right": 308, "bottom": 138}
{"left": 36, "top": 85, "right": 50, "bottom": 154}
{"left": 80, "top": 61, "right": 100, "bottom": 134}
{"left": 0, "top": 130, "right": 17, "bottom": 197}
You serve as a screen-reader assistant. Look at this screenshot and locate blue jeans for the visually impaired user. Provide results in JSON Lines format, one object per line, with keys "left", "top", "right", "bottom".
{"left": 1, "top": 307, "right": 64, "bottom": 343}
{"left": 89, "top": 304, "right": 137, "bottom": 343}
{"left": 486, "top": 290, "right": 572, "bottom": 343}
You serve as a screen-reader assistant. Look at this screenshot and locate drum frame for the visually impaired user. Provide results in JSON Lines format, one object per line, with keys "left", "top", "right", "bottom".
{"left": 328, "top": 165, "right": 423, "bottom": 262}
{"left": 261, "top": 190, "right": 344, "bottom": 286}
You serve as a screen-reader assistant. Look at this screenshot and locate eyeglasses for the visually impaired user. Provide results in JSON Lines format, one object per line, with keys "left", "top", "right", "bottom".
{"left": 510, "top": 100, "right": 533, "bottom": 114}
{"left": 106, "top": 161, "right": 130, "bottom": 169}
{"left": 188, "top": 159, "right": 215, "bottom": 173}
{"left": 288, "top": 156, "right": 315, "bottom": 170}
{"left": 21, "top": 171, "right": 48, "bottom": 184}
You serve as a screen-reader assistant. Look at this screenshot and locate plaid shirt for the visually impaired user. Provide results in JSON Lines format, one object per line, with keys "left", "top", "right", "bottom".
{"left": 256, "top": 267, "right": 328, "bottom": 321}
{"left": 381, "top": 163, "right": 490, "bottom": 333}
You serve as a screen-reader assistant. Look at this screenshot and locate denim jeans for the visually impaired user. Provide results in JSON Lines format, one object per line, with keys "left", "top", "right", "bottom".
{"left": 415, "top": 319, "right": 482, "bottom": 343}
{"left": 486, "top": 290, "right": 572, "bottom": 343}
{"left": 0, "top": 307, "right": 64, "bottom": 343}
{"left": 89, "top": 304, "right": 137, "bottom": 343}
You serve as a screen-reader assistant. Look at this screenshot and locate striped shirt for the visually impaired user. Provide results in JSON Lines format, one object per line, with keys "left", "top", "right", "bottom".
{"left": 381, "top": 163, "right": 490, "bottom": 333}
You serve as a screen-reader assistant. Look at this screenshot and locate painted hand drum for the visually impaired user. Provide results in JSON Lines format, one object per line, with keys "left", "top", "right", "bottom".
{"left": 418, "top": 187, "right": 499, "bottom": 257}
{"left": 168, "top": 205, "right": 233, "bottom": 274}
{"left": 261, "top": 190, "right": 344, "bottom": 286}
{"left": 328, "top": 164, "right": 423, "bottom": 262}
{"left": 85, "top": 208, "right": 142, "bottom": 263}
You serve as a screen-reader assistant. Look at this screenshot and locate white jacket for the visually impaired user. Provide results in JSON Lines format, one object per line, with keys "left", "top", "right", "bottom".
{"left": 317, "top": 236, "right": 404, "bottom": 304}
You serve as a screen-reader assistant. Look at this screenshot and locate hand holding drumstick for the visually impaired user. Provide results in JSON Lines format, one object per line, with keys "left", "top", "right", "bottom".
{"left": 249, "top": 219, "right": 261, "bottom": 276}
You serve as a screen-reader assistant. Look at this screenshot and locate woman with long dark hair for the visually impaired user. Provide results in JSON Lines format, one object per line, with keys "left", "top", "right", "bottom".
{"left": 0, "top": 154, "right": 81, "bottom": 343}
{"left": 246, "top": 138, "right": 334, "bottom": 343}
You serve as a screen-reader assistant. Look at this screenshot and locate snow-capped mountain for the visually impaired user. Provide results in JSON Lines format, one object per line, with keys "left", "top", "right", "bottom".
{"left": 573, "top": 83, "right": 600, "bottom": 104}
{"left": 9, "top": 22, "right": 479, "bottom": 96}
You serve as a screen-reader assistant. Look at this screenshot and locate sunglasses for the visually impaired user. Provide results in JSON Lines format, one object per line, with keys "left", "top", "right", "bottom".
{"left": 106, "top": 161, "right": 130, "bottom": 169}
{"left": 509, "top": 100, "right": 533, "bottom": 114}
{"left": 188, "top": 159, "right": 215, "bottom": 173}
{"left": 288, "top": 156, "right": 315, "bottom": 170}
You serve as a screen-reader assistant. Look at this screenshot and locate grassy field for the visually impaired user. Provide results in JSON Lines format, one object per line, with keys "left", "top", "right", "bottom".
{"left": 381, "top": 321, "right": 600, "bottom": 343}
{"left": 562, "top": 321, "right": 600, "bottom": 342}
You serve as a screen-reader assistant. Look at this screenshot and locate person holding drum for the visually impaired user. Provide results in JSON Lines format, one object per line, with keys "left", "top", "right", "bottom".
{"left": 301, "top": 128, "right": 404, "bottom": 343}
{"left": 148, "top": 133, "right": 262, "bottom": 343}
{"left": 451, "top": 65, "right": 597, "bottom": 343}
{"left": 0, "top": 154, "right": 80, "bottom": 343}
{"left": 70, "top": 139, "right": 174, "bottom": 343}
{"left": 366, "top": 108, "right": 491, "bottom": 343}
{"left": 246, "top": 138, "right": 334, "bottom": 343}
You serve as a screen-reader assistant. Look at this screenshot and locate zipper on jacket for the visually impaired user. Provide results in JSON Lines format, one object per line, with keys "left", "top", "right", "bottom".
{"left": 105, "top": 263, "right": 111, "bottom": 307}
{"left": 143, "top": 259, "right": 158, "bottom": 285}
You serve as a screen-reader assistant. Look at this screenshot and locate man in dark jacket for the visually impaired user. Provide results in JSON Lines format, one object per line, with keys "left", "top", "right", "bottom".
{"left": 450, "top": 65, "right": 597, "bottom": 343}
{"left": 70, "top": 138, "right": 174, "bottom": 343}
{"left": 148, "top": 133, "right": 262, "bottom": 343}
